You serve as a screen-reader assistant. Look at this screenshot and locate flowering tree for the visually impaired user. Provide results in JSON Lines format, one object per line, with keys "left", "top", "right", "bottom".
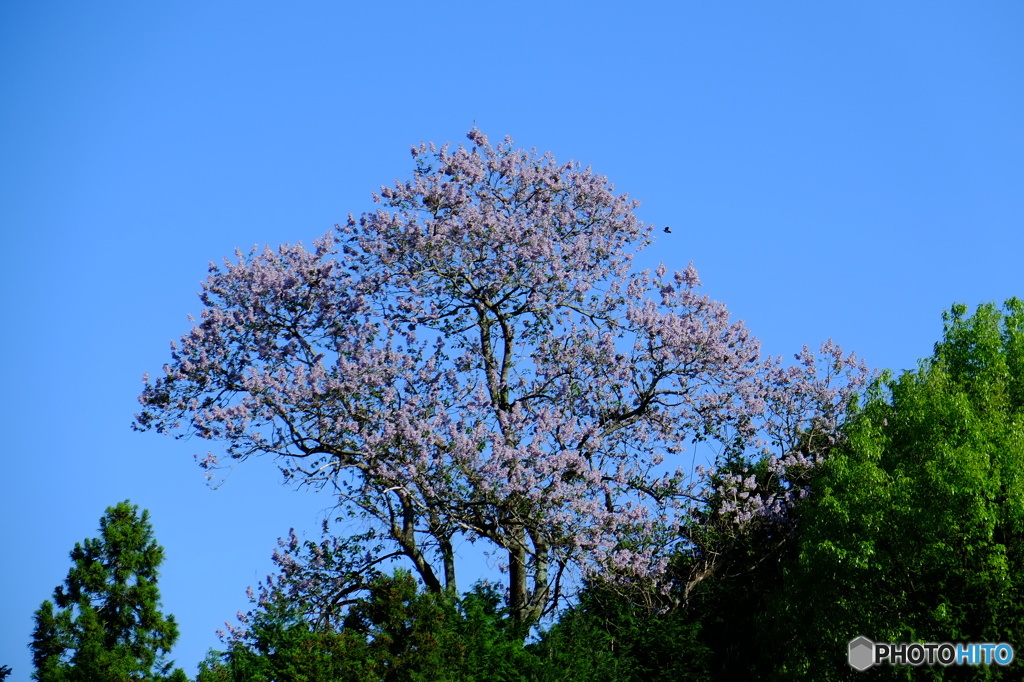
{"left": 136, "top": 129, "right": 867, "bottom": 626}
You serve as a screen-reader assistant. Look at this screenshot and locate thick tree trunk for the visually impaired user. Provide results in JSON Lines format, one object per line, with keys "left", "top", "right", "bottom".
{"left": 508, "top": 527, "right": 529, "bottom": 623}
{"left": 507, "top": 527, "right": 549, "bottom": 626}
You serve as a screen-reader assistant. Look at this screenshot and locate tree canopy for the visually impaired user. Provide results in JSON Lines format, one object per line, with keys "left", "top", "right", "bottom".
{"left": 198, "top": 567, "right": 534, "bottom": 682}
{"left": 30, "top": 501, "right": 186, "bottom": 682}
{"left": 136, "top": 129, "right": 866, "bottom": 626}
{"left": 770, "top": 299, "right": 1024, "bottom": 679}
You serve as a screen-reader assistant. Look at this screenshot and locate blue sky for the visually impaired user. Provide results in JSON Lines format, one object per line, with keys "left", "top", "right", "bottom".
{"left": 2, "top": 2, "right": 1022, "bottom": 678}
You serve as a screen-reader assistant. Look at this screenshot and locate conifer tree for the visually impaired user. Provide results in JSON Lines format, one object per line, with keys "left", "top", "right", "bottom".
{"left": 30, "top": 500, "right": 186, "bottom": 682}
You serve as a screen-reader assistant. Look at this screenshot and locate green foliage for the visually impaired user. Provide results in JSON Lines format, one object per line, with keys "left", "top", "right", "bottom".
{"left": 627, "top": 450, "right": 802, "bottom": 679}
{"left": 198, "top": 571, "right": 536, "bottom": 681}
{"left": 30, "top": 500, "right": 186, "bottom": 682}
{"left": 532, "top": 583, "right": 709, "bottom": 681}
{"left": 196, "top": 595, "right": 359, "bottom": 682}
{"left": 773, "top": 299, "right": 1024, "bottom": 680}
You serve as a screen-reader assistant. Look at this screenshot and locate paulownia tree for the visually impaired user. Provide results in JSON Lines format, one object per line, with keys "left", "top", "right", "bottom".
{"left": 136, "top": 129, "right": 866, "bottom": 626}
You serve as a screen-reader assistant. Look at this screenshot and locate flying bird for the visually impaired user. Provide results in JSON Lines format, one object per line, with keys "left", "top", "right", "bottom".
{"left": 663, "top": 226, "right": 672, "bottom": 233}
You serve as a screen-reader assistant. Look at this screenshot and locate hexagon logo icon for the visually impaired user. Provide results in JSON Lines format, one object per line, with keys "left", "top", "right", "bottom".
{"left": 849, "top": 636, "right": 875, "bottom": 671}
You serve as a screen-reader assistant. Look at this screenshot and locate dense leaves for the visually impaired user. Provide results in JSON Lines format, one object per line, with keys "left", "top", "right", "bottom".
{"left": 30, "top": 501, "right": 186, "bottom": 682}
{"left": 198, "top": 571, "right": 535, "bottom": 682}
{"left": 770, "top": 299, "right": 1024, "bottom": 679}
{"left": 532, "top": 582, "right": 709, "bottom": 681}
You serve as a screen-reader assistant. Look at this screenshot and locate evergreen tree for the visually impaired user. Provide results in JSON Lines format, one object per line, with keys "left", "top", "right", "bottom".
{"left": 30, "top": 500, "right": 186, "bottom": 682}
{"left": 198, "top": 569, "right": 536, "bottom": 682}
{"left": 533, "top": 581, "right": 709, "bottom": 681}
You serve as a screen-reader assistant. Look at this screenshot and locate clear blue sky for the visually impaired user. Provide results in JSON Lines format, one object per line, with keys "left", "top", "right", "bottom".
{"left": 2, "top": 2, "right": 1022, "bottom": 678}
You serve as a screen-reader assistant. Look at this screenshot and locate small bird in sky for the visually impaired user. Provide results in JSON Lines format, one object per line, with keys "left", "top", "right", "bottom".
{"left": 663, "top": 226, "right": 672, "bottom": 233}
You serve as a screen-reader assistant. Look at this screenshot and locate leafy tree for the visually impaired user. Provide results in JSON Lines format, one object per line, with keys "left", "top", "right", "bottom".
{"left": 136, "top": 128, "right": 866, "bottom": 627}
{"left": 772, "top": 299, "right": 1024, "bottom": 680}
{"left": 659, "top": 443, "right": 816, "bottom": 678}
{"left": 533, "top": 580, "right": 709, "bottom": 681}
{"left": 0, "top": 665, "right": 12, "bottom": 681}
{"left": 454, "top": 581, "right": 537, "bottom": 679}
{"left": 200, "top": 521, "right": 536, "bottom": 681}
{"left": 195, "top": 589, "right": 365, "bottom": 682}
{"left": 30, "top": 500, "right": 186, "bottom": 682}
{"left": 532, "top": 449, "right": 806, "bottom": 681}
{"left": 199, "top": 570, "right": 536, "bottom": 681}
{"left": 531, "top": 429, "right": 833, "bottom": 680}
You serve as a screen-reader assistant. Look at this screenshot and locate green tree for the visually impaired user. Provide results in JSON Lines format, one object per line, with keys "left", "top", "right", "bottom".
{"left": 533, "top": 581, "right": 709, "bottom": 681}
{"left": 30, "top": 500, "right": 186, "bottom": 682}
{"left": 774, "top": 299, "right": 1024, "bottom": 680}
{"left": 661, "top": 451, "right": 806, "bottom": 679}
{"left": 199, "top": 570, "right": 536, "bottom": 682}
